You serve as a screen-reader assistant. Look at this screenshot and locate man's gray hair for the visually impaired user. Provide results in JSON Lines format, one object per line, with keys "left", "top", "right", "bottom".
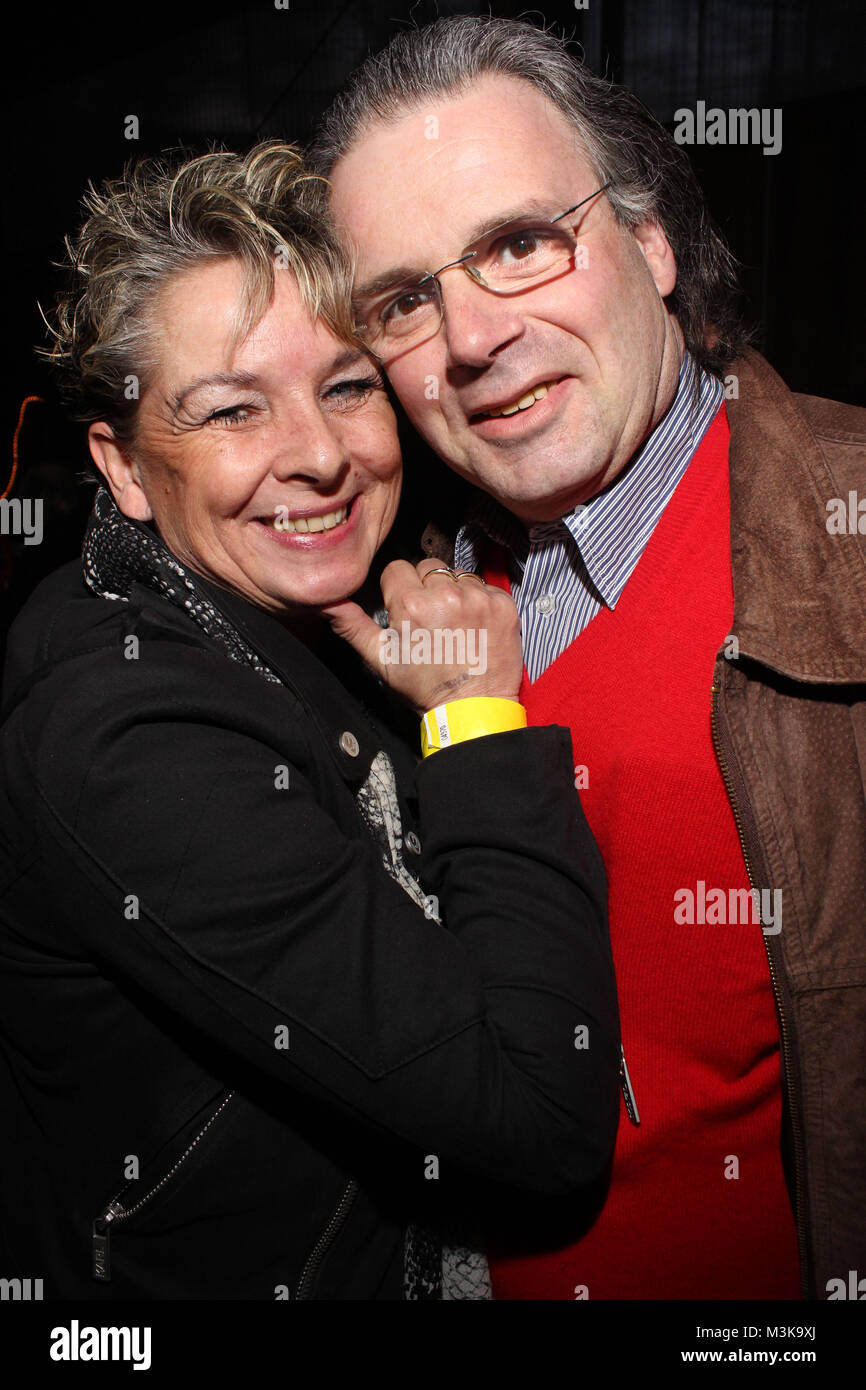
{"left": 309, "top": 15, "right": 750, "bottom": 376}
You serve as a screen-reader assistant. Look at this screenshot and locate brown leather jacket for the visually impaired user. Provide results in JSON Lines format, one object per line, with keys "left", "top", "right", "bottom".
{"left": 421, "top": 349, "right": 866, "bottom": 1299}
{"left": 715, "top": 350, "right": 866, "bottom": 1299}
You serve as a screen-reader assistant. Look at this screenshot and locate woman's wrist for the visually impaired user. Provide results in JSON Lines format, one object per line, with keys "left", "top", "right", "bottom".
{"left": 420, "top": 697, "right": 527, "bottom": 757}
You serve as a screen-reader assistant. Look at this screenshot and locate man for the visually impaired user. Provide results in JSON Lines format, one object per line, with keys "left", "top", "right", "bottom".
{"left": 310, "top": 15, "right": 866, "bottom": 1300}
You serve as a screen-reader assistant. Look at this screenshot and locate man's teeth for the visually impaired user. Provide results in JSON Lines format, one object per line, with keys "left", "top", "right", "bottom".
{"left": 268, "top": 504, "right": 349, "bottom": 534}
{"left": 483, "top": 380, "right": 558, "bottom": 419}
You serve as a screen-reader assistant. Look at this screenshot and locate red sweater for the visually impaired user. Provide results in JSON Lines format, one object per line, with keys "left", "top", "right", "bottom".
{"left": 484, "top": 407, "right": 800, "bottom": 1299}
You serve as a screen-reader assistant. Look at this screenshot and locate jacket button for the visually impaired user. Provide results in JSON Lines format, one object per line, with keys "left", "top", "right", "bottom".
{"left": 339, "top": 731, "right": 360, "bottom": 757}
{"left": 405, "top": 831, "right": 421, "bottom": 855}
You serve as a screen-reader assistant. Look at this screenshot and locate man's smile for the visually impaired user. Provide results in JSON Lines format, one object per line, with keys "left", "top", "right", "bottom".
{"left": 469, "top": 376, "right": 565, "bottom": 420}
{"left": 467, "top": 376, "right": 572, "bottom": 439}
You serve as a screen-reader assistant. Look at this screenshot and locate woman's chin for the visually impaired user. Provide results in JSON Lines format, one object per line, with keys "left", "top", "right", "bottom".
{"left": 260, "top": 577, "right": 366, "bottom": 619}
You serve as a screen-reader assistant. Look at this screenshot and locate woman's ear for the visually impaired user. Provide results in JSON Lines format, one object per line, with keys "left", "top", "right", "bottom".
{"left": 87, "top": 422, "right": 153, "bottom": 521}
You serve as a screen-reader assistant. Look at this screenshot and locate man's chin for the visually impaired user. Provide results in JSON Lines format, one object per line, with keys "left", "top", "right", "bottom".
{"left": 457, "top": 426, "right": 608, "bottom": 515}
{"left": 471, "top": 467, "right": 606, "bottom": 523}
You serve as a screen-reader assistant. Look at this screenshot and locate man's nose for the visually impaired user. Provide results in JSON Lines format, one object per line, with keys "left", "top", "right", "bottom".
{"left": 439, "top": 273, "right": 524, "bottom": 367}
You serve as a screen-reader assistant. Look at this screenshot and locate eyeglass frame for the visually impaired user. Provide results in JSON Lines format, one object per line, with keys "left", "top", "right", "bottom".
{"left": 356, "top": 181, "right": 613, "bottom": 357}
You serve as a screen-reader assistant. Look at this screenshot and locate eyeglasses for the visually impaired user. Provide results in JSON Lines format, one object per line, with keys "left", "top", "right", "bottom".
{"left": 356, "top": 183, "right": 611, "bottom": 359}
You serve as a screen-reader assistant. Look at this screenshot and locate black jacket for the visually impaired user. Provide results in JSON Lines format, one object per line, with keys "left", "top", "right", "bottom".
{"left": 0, "top": 536, "right": 619, "bottom": 1299}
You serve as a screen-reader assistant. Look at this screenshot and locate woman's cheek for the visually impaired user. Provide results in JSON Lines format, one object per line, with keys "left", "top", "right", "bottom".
{"left": 347, "top": 414, "right": 402, "bottom": 483}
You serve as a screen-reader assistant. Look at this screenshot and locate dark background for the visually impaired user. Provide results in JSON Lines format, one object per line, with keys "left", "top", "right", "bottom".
{"left": 3, "top": 0, "right": 865, "bottom": 645}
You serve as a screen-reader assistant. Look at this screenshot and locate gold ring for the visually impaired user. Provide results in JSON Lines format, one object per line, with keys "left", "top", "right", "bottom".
{"left": 452, "top": 570, "right": 487, "bottom": 586}
{"left": 420, "top": 567, "right": 458, "bottom": 585}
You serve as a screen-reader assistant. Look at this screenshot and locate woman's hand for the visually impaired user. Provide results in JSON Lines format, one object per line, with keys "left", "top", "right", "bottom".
{"left": 321, "top": 559, "right": 523, "bottom": 715}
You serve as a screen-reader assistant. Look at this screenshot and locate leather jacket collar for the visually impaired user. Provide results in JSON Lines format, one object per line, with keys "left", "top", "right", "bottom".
{"left": 726, "top": 350, "right": 866, "bottom": 684}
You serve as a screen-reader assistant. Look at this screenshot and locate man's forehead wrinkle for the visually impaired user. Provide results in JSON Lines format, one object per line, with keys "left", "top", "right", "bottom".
{"left": 389, "top": 120, "right": 589, "bottom": 213}
{"left": 418, "top": 129, "right": 502, "bottom": 172}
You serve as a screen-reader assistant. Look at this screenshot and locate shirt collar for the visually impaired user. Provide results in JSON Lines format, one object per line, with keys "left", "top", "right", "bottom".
{"left": 454, "top": 352, "right": 723, "bottom": 604}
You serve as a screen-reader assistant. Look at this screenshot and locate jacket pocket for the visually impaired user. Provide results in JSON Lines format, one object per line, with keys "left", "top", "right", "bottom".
{"left": 91, "top": 1091, "right": 235, "bottom": 1282}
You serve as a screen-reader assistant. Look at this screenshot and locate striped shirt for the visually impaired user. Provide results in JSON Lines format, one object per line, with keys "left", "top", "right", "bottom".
{"left": 453, "top": 352, "right": 725, "bottom": 681}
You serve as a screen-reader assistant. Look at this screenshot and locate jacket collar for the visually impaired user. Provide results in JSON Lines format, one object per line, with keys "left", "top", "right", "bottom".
{"left": 726, "top": 350, "right": 866, "bottom": 683}
{"left": 187, "top": 573, "right": 395, "bottom": 788}
{"left": 422, "top": 349, "right": 866, "bottom": 685}
{"left": 82, "top": 485, "right": 393, "bottom": 787}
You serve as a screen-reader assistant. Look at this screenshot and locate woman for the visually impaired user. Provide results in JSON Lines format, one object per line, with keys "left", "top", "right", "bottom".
{"left": 0, "top": 143, "right": 619, "bottom": 1300}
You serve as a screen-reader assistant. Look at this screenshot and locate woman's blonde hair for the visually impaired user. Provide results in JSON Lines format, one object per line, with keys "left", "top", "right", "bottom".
{"left": 43, "top": 141, "right": 359, "bottom": 448}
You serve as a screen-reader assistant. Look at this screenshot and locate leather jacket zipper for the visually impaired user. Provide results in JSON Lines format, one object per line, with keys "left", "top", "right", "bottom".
{"left": 294, "top": 1179, "right": 358, "bottom": 1300}
{"left": 91, "top": 1091, "right": 234, "bottom": 1282}
{"left": 619, "top": 1044, "right": 640, "bottom": 1124}
{"left": 711, "top": 679, "right": 810, "bottom": 1298}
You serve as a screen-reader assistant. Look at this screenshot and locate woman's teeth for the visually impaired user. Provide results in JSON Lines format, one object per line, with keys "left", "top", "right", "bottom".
{"left": 267, "top": 504, "right": 349, "bottom": 534}
{"left": 483, "top": 379, "right": 558, "bottom": 419}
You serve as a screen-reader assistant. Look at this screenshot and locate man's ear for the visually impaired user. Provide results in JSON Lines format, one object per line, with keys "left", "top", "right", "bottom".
{"left": 87, "top": 422, "right": 153, "bottom": 521}
{"left": 633, "top": 221, "right": 678, "bottom": 299}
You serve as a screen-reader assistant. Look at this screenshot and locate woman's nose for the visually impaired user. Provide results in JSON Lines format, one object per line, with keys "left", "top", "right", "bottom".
{"left": 272, "top": 410, "right": 350, "bottom": 488}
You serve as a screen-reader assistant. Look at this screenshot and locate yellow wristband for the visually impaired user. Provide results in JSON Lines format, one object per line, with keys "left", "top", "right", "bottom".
{"left": 420, "top": 698, "right": 527, "bottom": 757}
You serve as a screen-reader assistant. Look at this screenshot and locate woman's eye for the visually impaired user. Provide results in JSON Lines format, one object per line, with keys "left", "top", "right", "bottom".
{"left": 326, "top": 375, "right": 382, "bottom": 405}
{"left": 205, "top": 404, "right": 252, "bottom": 427}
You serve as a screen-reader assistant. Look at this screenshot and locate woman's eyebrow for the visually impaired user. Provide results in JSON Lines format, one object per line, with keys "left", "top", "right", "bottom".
{"left": 171, "top": 371, "right": 260, "bottom": 415}
{"left": 170, "top": 352, "right": 365, "bottom": 415}
{"left": 326, "top": 348, "right": 367, "bottom": 373}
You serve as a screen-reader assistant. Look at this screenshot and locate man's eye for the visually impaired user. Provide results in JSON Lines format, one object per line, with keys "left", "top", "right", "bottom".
{"left": 493, "top": 228, "right": 553, "bottom": 265}
{"left": 382, "top": 286, "right": 436, "bottom": 323}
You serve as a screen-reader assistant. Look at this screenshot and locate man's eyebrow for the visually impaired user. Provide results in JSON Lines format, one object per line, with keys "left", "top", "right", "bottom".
{"left": 463, "top": 201, "right": 557, "bottom": 247}
{"left": 354, "top": 201, "right": 558, "bottom": 302}
{"left": 354, "top": 265, "right": 426, "bottom": 302}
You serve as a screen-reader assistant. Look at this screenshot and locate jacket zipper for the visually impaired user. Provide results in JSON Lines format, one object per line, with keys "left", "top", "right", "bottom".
{"left": 710, "top": 678, "right": 810, "bottom": 1298}
{"left": 91, "top": 1091, "right": 234, "bottom": 1282}
{"left": 294, "top": 1179, "right": 358, "bottom": 1300}
{"left": 619, "top": 1044, "right": 640, "bottom": 1125}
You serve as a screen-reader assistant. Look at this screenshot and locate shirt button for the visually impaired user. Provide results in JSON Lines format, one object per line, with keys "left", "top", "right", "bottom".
{"left": 535, "top": 594, "right": 556, "bottom": 616}
{"left": 339, "top": 731, "right": 360, "bottom": 757}
{"left": 405, "top": 831, "right": 421, "bottom": 855}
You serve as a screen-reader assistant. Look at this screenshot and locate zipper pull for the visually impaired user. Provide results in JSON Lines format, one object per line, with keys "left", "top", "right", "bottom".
{"left": 619, "top": 1044, "right": 641, "bottom": 1126}
{"left": 92, "top": 1200, "right": 124, "bottom": 1281}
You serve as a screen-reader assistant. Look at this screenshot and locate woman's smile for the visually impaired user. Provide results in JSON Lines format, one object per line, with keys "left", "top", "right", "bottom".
{"left": 251, "top": 493, "right": 361, "bottom": 547}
